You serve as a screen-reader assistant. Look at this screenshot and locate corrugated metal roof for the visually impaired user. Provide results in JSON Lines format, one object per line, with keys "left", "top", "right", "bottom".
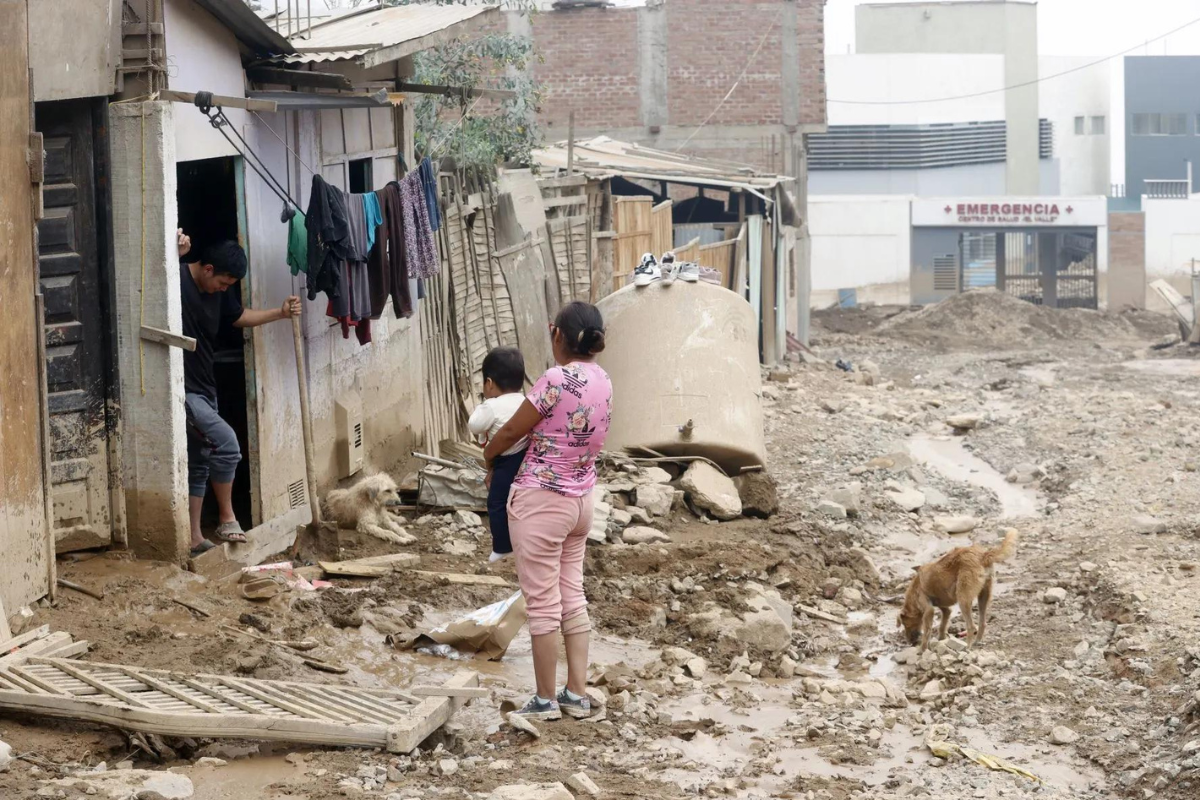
{"left": 533, "top": 136, "right": 790, "bottom": 192}
{"left": 274, "top": 3, "right": 498, "bottom": 68}
{"left": 194, "top": 0, "right": 295, "bottom": 55}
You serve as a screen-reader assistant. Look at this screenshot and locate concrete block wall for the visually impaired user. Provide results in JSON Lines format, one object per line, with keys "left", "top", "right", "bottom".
{"left": 527, "top": 0, "right": 827, "bottom": 174}
{"left": 1108, "top": 211, "right": 1146, "bottom": 310}
{"left": 108, "top": 101, "right": 190, "bottom": 562}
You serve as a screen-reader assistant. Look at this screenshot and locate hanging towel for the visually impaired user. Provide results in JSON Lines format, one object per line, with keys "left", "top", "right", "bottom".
{"left": 399, "top": 172, "right": 439, "bottom": 279}
{"left": 368, "top": 184, "right": 413, "bottom": 320}
{"left": 287, "top": 212, "right": 308, "bottom": 275}
{"left": 305, "top": 175, "right": 353, "bottom": 301}
{"left": 363, "top": 192, "right": 384, "bottom": 253}
{"left": 418, "top": 157, "right": 441, "bottom": 232}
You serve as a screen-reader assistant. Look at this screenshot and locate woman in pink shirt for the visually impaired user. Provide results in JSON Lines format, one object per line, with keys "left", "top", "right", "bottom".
{"left": 484, "top": 301, "right": 612, "bottom": 721}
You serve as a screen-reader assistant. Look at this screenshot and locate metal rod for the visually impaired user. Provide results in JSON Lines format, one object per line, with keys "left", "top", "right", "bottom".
{"left": 567, "top": 111, "right": 575, "bottom": 177}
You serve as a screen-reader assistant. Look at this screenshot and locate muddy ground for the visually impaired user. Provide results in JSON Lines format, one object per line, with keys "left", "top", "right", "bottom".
{"left": 3, "top": 291, "right": 1200, "bottom": 800}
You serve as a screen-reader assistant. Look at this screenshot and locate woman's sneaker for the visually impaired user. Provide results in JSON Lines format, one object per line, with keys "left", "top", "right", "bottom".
{"left": 633, "top": 253, "right": 660, "bottom": 287}
{"left": 556, "top": 688, "right": 592, "bottom": 719}
{"left": 512, "top": 695, "right": 561, "bottom": 721}
{"left": 678, "top": 261, "right": 700, "bottom": 282}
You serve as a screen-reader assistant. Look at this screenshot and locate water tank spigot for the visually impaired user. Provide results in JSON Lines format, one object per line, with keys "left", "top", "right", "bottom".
{"left": 678, "top": 419, "right": 694, "bottom": 440}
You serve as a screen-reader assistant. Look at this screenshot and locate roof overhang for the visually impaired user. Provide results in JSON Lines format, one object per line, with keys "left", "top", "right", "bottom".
{"left": 194, "top": 0, "right": 296, "bottom": 55}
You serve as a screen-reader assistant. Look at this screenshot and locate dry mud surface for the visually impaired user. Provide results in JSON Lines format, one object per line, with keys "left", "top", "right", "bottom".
{"left": 3, "top": 293, "right": 1199, "bottom": 800}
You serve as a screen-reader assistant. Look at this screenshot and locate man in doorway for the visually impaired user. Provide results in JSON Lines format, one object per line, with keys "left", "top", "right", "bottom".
{"left": 179, "top": 231, "right": 301, "bottom": 556}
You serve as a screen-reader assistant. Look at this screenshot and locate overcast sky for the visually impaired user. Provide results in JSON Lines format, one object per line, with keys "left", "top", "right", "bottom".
{"left": 825, "top": 0, "right": 1200, "bottom": 57}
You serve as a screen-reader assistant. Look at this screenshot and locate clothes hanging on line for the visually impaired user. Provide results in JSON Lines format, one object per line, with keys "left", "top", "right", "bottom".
{"left": 305, "top": 175, "right": 354, "bottom": 301}
{"left": 370, "top": 182, "right": 414, "bottom": 320}
{"left": 418, "top": 157, "right": 441, "bottom": 233}
{"left": 287, "top": 212, "right": 308, "bottom": 276}
{"left": 363, "top": 192, "right": 384, "bottom": 254}
{"left": 398, "top": 172, "right": 439, "bottom": 280}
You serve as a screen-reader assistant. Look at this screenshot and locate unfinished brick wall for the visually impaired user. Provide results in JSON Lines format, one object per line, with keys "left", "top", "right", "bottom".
{"left": 528, "top": 0, "right": 826, "bottom": 171}
{"left": 1108, "top": 211, "right": 1146, "bottom": 309}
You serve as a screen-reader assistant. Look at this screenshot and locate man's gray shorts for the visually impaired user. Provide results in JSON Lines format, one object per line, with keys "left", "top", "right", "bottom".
{"left": 185, "top": 392, "right": 241, "bottom": 497}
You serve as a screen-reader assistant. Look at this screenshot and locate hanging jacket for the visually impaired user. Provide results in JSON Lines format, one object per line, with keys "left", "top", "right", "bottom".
{"left": 367, "top": 183, "right": 414, "bottom": 320}
{"left": 305, "top": 175, "right": 354, "bottom": 301}
{"left": 399, "top": 171, "right": 439, "bottom": 280}
{"left": 418, "top": 156, "right": 441, "bottom": 232}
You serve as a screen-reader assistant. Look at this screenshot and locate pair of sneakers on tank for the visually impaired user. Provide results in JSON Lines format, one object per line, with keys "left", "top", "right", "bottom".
{"left": 633, "top": 251, "right": 699, "bottom": 287}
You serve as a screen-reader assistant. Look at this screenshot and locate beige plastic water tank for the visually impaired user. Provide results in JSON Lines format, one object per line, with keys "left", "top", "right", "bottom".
{"left": 595, "top": 280, "right": 765, "bottom": 473}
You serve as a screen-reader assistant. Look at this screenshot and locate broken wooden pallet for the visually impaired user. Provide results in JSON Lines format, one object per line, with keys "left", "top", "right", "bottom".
{"left": 0, "top": 627, "right": 90, "bottom": 666}
{"left": 0, "top": 657, "right": 477, "bottom": 753}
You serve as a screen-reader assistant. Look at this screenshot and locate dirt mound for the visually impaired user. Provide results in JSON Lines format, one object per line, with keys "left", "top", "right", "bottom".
{"left": 877, "top": 290, "right": 1176, "bottom": 347}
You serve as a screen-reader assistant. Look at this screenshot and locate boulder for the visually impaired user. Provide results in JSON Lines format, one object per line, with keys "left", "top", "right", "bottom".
{"left": 690, "top": 589, "right": 793, "bottom": 654}
{"left": 0, "top": 740, "right": 10, "bottom": 772}
{"left": 1050, "top": 726, "right": 1079, "bottom": 745}
{"left": 946, "top": 414, "right": 981, "bottom": 431}
{"left": 639, "top": 467, "right": 673, "bottom": 485}
{"left": 589, "top": 499, "right": 612, "bottom": 544}
{"left": 488, "top": 783, "right": 573, "bottom": 800}
{"left": 635, "top": 484, "right": 674, "bottom": 518}
{"left": 830, "top": 483, "right": 863, "bottom": 518}
{"left": 566, "top": 773, "right": 601, "bottom": 797}
{"left": 933, "top": 515, "right": 980, "bottom": 534}
{"left": 45, "top": 770, "right": 194, "bottom": 799}
{"left": 1043, "top": 587, "right": 1068, "bottom": 604}
{"left": 884, "top": 481, "right": 925, "bottom": 512}
{"left": 681, "top": 463, "right": 742, "bottom": 520}
{"left": 734, "top": 472, "right": 778, "bottom": 518}
{"left": 454, "top": 510, "right": 483, "bottom": 528}
{"left": 1133, "top": 515, "right": 1167, "bottom": 535}
{"left": 1006, "top": 463, "right": 1043, "bottom": 484}
{"left": 622, "top": 526, "right": 670, "bottom": 545}
{"left": 816, "top": 500, "right": 847, "bottom": 519}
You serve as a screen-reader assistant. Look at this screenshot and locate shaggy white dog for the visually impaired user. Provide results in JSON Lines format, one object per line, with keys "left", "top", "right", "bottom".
{"left": 323, "top": 473, "right": 415, "bottom": 544}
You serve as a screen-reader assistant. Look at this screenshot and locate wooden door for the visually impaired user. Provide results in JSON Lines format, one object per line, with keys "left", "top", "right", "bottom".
{"left": 0, "top": 0, "right": 51, "bottom": 610}
{"left": 35, "top": 99, "right": 113, "bottom": 551}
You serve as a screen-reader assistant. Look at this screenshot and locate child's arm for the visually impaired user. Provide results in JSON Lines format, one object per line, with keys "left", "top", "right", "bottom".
{"left": 468, "top": 403, "right": 496, "bottom": 438}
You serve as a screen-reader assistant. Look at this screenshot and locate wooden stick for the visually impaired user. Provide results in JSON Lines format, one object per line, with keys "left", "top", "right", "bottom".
{"left": 291, "top": 315, "right": 321, "bottom": 527}
{"left": 408, "top": 571, "right": 509, "bottom": 587}
{"left": 139, "top": 325, "right": 196, "bottom": 352}
{"left": 34, "top": 294, "right": 56, "bottom": 603}
{"left": 410, "top": 686, "right": 489, "bottom": 699}
{"left": 567, "top": 110, "right": 576, "bottom": 177}
{"left": 158, "top": 89, "right": 277, "bottom": 113}
{"left": 171, "top": 597, "right": 212, "bottom": 618}
{"left": 797, "top": 605, "right": 846, "bottom": 625}
{"left": 57, "top": 579, "right": 104, "bottom": 601}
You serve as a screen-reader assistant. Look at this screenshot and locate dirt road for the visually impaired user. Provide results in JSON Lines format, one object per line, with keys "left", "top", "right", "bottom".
{"left": 2, "top": 294, "right": 1198, "bottom": 799}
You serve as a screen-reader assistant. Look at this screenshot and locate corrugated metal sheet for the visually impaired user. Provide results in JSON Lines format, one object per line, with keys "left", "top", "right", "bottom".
{"left": 194, "top": 0, "right": 295, "bottom": 55}
{"left": 274, "top": 4, "right": 496, "bottom": 66}
{"left": 533, "top": 136, "right": 788, "bottom": 193}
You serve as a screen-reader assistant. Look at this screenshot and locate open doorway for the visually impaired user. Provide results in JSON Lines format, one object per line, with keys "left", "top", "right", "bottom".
{"left": 177, "top": 155, "right": 256, "bottom": 533}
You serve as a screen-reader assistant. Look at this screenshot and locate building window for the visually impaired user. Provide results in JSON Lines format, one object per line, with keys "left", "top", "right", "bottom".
{"left": 1132, "top": 112, "right": 1188, "bottom": 136}
{"left": 1091, "top": 115, "right": 1106, "bottom": 135}
{"left": 348, "top": 158, "right": 373, "bottom": 193}
{"left": 1074, "top": 116, "right": 1085, "bottom": 135}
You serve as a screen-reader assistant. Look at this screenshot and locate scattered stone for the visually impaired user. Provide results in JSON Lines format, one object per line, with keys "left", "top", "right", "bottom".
{"left": 1074, "top": 641, "right": 1090, "bottom": 658}
{"left": 566, "top": 772, "right": 601, "bottom": 797}
{"left": 860, "top": 359, "right": 881, "bottom": 376}
{"left": 725, "top": 670, "right": 753, "bottom": 686}
{"left": 506, "top": 712, "right": 541, "bottom": 739}
{"left": 441, "top": 539, "right": 476, "bottom": 556}
{"left": 684, "top": 657, "right": 708, "bottom": 679}
{"left": 610, "top": 508, "right": 632, "bottom": 527}
{"left": 488, "top": 783, "right": 573, "bottom": 800}
{"left": 821, "top": 398, "right": 846, "bottom": 414}
{"left": 837, "top": 587, "right": 863, "bottom": 610}
{"left": 626, "top": 506, "right": 652, "bottom": 525}
{"left": 946, "top": 414, "right": 981, "bottom": 431}
{"left": 919, "top": 679, "right": 943, "bottom": 700}
{"left": 884, "top": 482, "right": 925, "bottom": 512}
{"left": 778, "top": 655, "right": 797, "bottom": 678}
{"left": 1050, "top": 726, "right": 1080, "bottom": 745}
{"left": 195, "top": 757, "right": 226, "bottom": 767}
{"left": 734, "top": 471, "right": 779, "bottom": 518}
{"left": 635, "top": 484, "right": 674, "bottom": 518}
{"left": 1043, "top": 587, "right": 1068, "bottom": 604}
{"left": 0, "top": 740, "right": 11, "bottom": 772}
{"left": 933, "top": 515, "right": 980, "bottom": 534}
{"left": 639, "top": 467, "right": 673, "bottom": 484}
{"left": 1079, "top": 561, "right": 1099, "bottom": 573}
{"left": 1006, "top": 463, "right": 1043, "bottom": 484}
{"left": 438, "top": 758, "right": 459, "bottom": 777}
{"left": 1133, "top": 515, "right": 1167, "bottom": 535}
{"left": 680, "top": 462, "right": 742, "bottom": 520}
{"left": 816, "top": 500, "right": 848, "bottom": 519}
{"left": 622, "top": 526, "right": 670, "bottom": 545}
{"left": 830, "top": 483, "right": 863, "bottom": 518}
{"left": 453, "top": 510, "right": 483, "bottom": 528}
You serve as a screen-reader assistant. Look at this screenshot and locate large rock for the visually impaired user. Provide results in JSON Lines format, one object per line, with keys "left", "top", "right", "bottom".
{"left": 639, "top": 466, "right": 673, "bottom": 484}
{"left": 946, "top": 414, "right": 981, "bottom": 431}
{"left": 816, "top": 500, "right": 847, "bottom": 519}
{"left": 933, "top": 515, "right": 980, "bottom": 534}
{"left": 589, "top": 497, "right": 612, "bottom": 544}
{"left": 489, "top": 783, "right": 573, "bottom": 800}
{"left": 635, "top": 483, "right": 674, "bottom": 517}
{"left": 0, "top": 740, "right": 10, "bottom": 772}
{"left": 681, "top": 462, "right": 742, "bottom": 520}
{"left": 690, "top": 588, "right": 793, "bottom": 654}
{"left": 884, "top": 481, "right": 925, "bottom": 512}
{"left": 734, "top": 471, "right": 778, "bottom": 518}
{"left": 830, "top": 483, "right": 863, "bottom": 518}
{"left": 622, "top": 526, "right": 670, "bottom": 545}
{"left": 46, "top": 770, "right": 194, "bottom": 799}
{"left": 1006, "top": 463, "right": 1043, "bottom": 484}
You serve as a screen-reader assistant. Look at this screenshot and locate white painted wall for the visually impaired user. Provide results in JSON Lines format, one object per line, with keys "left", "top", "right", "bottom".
{"left": 825, "top": 54, "right": 1005, "bottom": 126}
{"left": 1039, "top": 56, "right": 1111, "bottom": 196}
{"left": 164, "top": 0, "right": 247, "bottom": 163}
{"left": 1144, "top": 196, "right": 1200, "bottom": 311}
{"left": 808, "top": 195, "right": 913, "bottom": 306}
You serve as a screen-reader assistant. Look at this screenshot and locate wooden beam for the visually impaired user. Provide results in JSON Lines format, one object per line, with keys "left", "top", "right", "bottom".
{"left": 246, "top": 67, "right": 352, "bottom": 90}
{"left": 397, "top": 82, "right": 516, "bottom": 101}
{"left": 122, "top": 22, "right": 164, "bottom": 36}
{"left": 407, "top": 571, "right": 510, "bottom": 587}
{"left": 158, "top": 89, "right": 278, "bottom": 113}
{"left": 386, "top": 670, "right": 478, "bottom": 753}
{"left": 410, "top": 685, "right": 490, "bottom": 699}
{"left": 538, "top": 175, "right": 588, "bottom": 190}
{"left": 319, "top": 553, "right": 420, "bottom": 578}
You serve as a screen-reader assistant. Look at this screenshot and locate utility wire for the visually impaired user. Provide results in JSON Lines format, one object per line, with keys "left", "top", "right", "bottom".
{"left": 828, "top": 13, "right": 1200, "bottom": 106}
{"left": 675, "top": 8, "right": 784, "bottom": 153}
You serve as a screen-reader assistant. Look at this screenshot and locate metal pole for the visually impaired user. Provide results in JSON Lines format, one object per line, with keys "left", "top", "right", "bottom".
{"left": 567, "top": 111, "right": 575, "bottom": 176}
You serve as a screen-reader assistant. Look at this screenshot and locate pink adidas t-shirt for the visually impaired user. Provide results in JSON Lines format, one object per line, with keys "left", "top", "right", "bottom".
{"left": 513, "top": 361, "right": 612, "bottom": 497}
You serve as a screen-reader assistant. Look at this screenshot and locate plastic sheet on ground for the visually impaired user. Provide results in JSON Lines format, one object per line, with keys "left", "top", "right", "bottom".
{"left": 926, "top": 737, "right": 1042, "bottom": 783}
{"left": 390, "top": 591, "right": 526, "bottom": 661}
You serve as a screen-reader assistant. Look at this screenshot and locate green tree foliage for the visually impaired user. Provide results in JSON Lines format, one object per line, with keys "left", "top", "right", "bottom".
{"left": 386, "top": 1, "right": 544, "bottom": 168}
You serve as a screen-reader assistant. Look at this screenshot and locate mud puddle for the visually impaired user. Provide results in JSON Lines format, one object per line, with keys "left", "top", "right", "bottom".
{"left": 191, "top": 754, "right": 305, "bottom": 800}
{"left": 907, "top": 434, "right": 1040, "bottom": 518}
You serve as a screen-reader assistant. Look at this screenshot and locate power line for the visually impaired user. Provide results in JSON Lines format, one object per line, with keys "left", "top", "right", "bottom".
{"left": 827, "top": 13, "right": 1200, "bottom": 106}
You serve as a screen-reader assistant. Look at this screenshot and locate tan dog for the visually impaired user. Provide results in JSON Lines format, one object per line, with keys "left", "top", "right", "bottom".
{"left": 898, "top": 529, "right": 1018, "bottom": 653}
{"left": 324, "top": 473, "right": 415, "bottom": 545}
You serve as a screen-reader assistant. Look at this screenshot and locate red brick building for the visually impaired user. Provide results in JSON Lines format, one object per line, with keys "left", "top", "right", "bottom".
{"left": 520, "top": 0, "right": 827, "bottom": 178}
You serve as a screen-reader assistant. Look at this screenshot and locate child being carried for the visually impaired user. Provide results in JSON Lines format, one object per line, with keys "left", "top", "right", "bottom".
{"left": 468, "top": 347, "right": 529, "bottom": 563}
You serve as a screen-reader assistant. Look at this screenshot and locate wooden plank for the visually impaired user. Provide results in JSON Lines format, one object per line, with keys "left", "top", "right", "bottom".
{"left": 39, "top": 640, "right": 88, "bottom": 660}
{"left": 397, "top": 82, "right": 516, "bottom": 101}
{"left": 0, "top": 597, "right": 9, "bottom": 643}
{"left": 112, "top": 667, "right": 224, "bottom": 715}
{"left": 289, "top": 685, "right": 397, "bottom": 725}
{"left": 32, "top": 657, "right": 153, "bottom": 708}
{"left": 213, "top": 676, "right": 358, "bottom": 723}
{"left": 246, "top": 67, "right": 352, "bottom": 90}
{"left": 408, "top": 571, "right": 510, "bottom": 587}
{"left": 386, "top": 670, "right": 478, "bottom": 754}
{"left": 172, "top": 676, "right": 267, "bottom": 715}
{"left": 140, "top": 325, "right": 196, "bottom": 352}
{"left": 122, "top": 22, "right": 164, "bottom": 35}
{"left": 539, "top": 175, "right": 589, "bottom": 190}
{"left": 158, "top": 89, "right": 278, "bottom": 113}
{"left": 0, "top": 627, "right": 56, "bottom": 662}
{"left": 0, "top": 667, "right": 49, "bottom": 694}
{"left": 320, "top": 553, "right": 420, "bottom": 578}
{"left": 410, "top": 685, "right": 490, "bottom": 699}
{"left": 543, "top": 195, "right": 588, "bottom": 210}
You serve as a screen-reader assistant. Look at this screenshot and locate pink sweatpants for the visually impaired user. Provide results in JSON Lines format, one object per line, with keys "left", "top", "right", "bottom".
{"left": 507, "top": 487, "right": 593, "bottom": 636}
